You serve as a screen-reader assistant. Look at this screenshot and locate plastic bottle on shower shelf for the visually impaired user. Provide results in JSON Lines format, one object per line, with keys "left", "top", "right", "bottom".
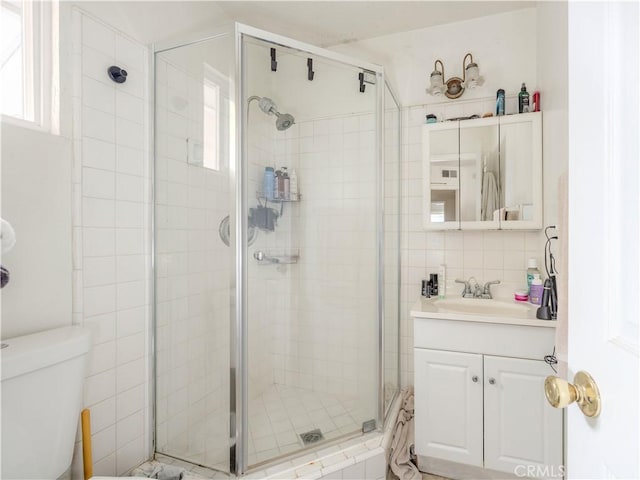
{"left": 290, "top": 169, "right": 298, "bottom": 200}
{"left": 282, "top": 167, "right": 290, "bottom": 200}
{"left": 274, "top": 169, "right": 283, "bottom": 200}
{"left": 263, "top": 167, "right": 275, "bottom": 200}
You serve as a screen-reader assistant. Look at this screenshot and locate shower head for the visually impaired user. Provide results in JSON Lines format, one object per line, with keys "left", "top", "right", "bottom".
{"left": 250, "top": 96, "right": 296, "bottom": 131}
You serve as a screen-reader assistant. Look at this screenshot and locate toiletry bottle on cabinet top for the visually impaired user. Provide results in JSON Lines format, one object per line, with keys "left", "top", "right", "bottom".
{"left": 519, "top": 83, "right": 530, "bottom": 113}
{"left": 496, "top": 89, "right": 505, "bottom": 116}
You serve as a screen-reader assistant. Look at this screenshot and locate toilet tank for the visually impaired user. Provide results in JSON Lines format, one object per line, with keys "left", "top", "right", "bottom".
{"left": 1, "top": 326, "right": 91, "bottom": 479}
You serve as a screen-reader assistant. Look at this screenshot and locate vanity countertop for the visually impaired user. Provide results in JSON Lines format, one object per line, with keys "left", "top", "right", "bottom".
{"left": 411, "top": 296, "right": 557, "bottom": 328}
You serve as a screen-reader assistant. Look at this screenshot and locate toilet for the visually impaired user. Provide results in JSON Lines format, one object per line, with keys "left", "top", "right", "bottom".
{"left": 0, "top": 326, "right": 144, "bottom": 480}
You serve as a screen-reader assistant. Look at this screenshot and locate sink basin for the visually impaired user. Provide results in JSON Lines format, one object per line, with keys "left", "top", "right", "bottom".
{"left": 433, "top": 298, "right": 532, "bottom": 317}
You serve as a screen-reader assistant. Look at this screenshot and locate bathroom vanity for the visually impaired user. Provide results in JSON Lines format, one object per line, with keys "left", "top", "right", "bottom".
{"left": 412, "top": 297, "right": 562, "bottom": 479}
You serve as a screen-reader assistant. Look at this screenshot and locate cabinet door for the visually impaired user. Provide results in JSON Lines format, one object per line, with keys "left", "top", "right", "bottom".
{"left": 414, "top": 348, "right": 483, "bottom": 466}
{"left": 484, "top": 355, "right": 563, "bottom": 476}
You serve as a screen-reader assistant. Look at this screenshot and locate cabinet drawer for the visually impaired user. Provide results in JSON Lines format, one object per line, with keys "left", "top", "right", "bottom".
{"left": 414, "top": 317, "right": 555, "bottom": 360}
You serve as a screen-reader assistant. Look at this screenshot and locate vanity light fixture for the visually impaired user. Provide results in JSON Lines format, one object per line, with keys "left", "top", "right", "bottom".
{"left": 426, "top": 53, "right": 485, "bottom": 99}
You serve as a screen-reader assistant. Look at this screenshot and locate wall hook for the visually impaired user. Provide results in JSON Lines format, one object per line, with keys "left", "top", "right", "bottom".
{"left": 271, "top": 48, "right": 277, "bottom": 72}
{"left": 108, "top": 66, "right": 127, "bottom": 83}
{"left": 307, "top": 58, "right": 314, "bottom": 81}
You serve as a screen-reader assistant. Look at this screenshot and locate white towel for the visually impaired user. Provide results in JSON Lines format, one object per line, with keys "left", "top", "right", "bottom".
{"left": 481, "top": 171, "right": 499, "bottom": 221}
{"left": 388, "top": 387, "right": 422, "bottom": 480}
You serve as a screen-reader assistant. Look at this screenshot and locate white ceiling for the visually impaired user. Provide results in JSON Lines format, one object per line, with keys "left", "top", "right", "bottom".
{"left": 76, "top": 1, "right": 535, "bottom": 47}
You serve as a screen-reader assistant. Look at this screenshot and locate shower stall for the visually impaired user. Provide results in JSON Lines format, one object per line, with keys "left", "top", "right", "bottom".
{"left": 154, "top": 24, "right": 401, "bottom": 475}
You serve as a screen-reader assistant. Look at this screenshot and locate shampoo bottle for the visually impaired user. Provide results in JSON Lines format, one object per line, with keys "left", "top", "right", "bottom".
{"left": 438, "top": 264, "right": 446, "bottom": 299}
{"left": 282, "top": 167, "right": 290, "bottom": 200}
{"left": 290, "top": 169, "right": 298, "bottom": 200}
{"left": 529, "top": 275, "right": 544, "bottom": 305}
{"left": 527, "top": 258, "right": 540, "bottom": 295}
{"left": 518, "top": 83, "right": 530, "bottom": 113}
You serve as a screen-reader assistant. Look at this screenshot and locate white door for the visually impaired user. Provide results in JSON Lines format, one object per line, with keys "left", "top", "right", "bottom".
{"left": 484, "top": 356, "right": 562, "bottom": 476}
{"left": 567, "top": 2, "right": 639, "bottom": 479}
{"left": 414, "top": 348, "right": 483, "bottom": 466}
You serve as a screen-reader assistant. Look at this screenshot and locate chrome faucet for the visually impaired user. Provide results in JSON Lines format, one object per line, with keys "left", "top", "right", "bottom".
{"left": 455, "top": 277, "right": 501, "bottom": 299}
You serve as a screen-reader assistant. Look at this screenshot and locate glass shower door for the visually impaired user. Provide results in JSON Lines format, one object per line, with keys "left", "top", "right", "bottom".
{"left": 241, "top": 33, "right": 381, "bottom": 468}
{"left": 154, "top": 29, "right": 235, "bottom": 472}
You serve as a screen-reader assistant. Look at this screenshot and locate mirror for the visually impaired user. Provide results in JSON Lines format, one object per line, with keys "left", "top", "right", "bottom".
{"left": 459, "top": 121, "right": 500, "bottom": 226}
{"left": 499, "top": 115, "right": 542, "bottom": 227}
{"left": 423, "top": 113, "right": 542, "bottom": 230}
{"left": 425, "top": 124, "right": 460, "bottom": 227}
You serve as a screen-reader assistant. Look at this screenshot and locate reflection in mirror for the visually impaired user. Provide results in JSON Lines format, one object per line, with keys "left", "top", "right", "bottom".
{"left": 500, "top": 122, "right": 534, "bottom": 221}
{"left": 459, "top": 123, "right": 499, "bottom": 223}
{"left": 428, "top": 126, "right": 459, "bottom": 224}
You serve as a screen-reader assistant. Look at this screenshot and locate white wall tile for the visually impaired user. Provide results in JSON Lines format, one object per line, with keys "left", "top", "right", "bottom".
{"left": 83, "top": 197, "right": 115, "bottom": 228}
{"left": 75, "top": 13, "right": 151, "bottom": 477}
{"left": 83, "top": 167, "right": 115, "bottom": 199}
{"left": 116, "top": 384, "right": 145, "bottom": 421}
{"left": 115, "top": 201, "right": 145, "bottom": 228}
{"left": 83, "top": 76, "right": 115, "bottom": 114}
{"left": 82, "top": 16, "right": 115, "bottom": 57}
{"left": 116, "top": 90, "right": 145, "bottom": 125}
{"left": 115, "top": 35, "right": 146, "bottom": 72}
{"left": 116, "top": 145, "right": 145, "bottom": 177}
{"left": 84, "top": 284, "right": 116, "bottom": 317}
{"left": 116, "top": 228, "right": 145, "bottom": 255}
{"left": 116, "top": 117, "right": 145, "bottom": 150}
{"left": 115, "top": 173, "right": 145, "bottom": 202}
{"left": 83, "top": 106, "right": 116, "bottom": 143}
{"left": 83, "top": 137, "right": 116, "bottom": 171}
{"left": 84, "top": 368, "right": 116, "bottom": 406}
{"left": 83, "top": 256, "right": 116, "bottom": 287}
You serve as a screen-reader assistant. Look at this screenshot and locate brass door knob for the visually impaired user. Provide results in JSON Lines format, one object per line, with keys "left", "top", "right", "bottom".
{"left": 544, "top": 371, "right": 601, "bottom": 418}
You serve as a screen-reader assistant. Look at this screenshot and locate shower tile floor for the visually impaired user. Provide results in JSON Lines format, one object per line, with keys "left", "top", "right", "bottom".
{"left": 247, "top": 384, "right": 364, "bottom": 466}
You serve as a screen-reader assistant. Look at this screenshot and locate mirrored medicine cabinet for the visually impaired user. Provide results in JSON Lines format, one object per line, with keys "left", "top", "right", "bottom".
{"left": 422, "top": 111, "right": 542, "bottom": 230}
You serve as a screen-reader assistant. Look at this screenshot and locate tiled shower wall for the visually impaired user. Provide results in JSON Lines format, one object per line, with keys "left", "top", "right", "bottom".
{"left": 270, "top": 113, "right": 378, "bottom": 413}
{"left": 398, "top": 99, "right": 555, "bottom": 387}
{"left": 70, "top": 10, "right": 152, "bottom": 477}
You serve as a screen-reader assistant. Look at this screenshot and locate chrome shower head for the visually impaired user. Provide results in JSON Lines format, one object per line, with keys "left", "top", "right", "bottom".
{"left": 275, "top": 112, "right": 295, "bottom": 131}
{"left": 250, "top": 96, "right": 295, "bottom": 131}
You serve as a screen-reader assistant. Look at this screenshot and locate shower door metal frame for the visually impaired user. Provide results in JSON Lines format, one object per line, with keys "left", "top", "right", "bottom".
{"left": 233, "top": 22, "right": 391, "bottom": 476}
{"left": 151, "top": 22, "right": 401, "bottom": 478}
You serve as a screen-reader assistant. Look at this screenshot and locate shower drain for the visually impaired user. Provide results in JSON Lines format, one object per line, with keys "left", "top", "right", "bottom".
{"left": 299, "top": 428, "right": 324, "bottom": 446}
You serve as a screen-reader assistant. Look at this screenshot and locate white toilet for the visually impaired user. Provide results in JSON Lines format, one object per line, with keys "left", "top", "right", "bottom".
{"left": 0, "top": 326, "right": 144, "bottom": 480}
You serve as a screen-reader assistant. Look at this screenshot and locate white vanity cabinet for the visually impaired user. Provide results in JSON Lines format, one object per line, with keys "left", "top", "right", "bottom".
{"left": 413, "top": 312, "right": 563, "bottom": 479}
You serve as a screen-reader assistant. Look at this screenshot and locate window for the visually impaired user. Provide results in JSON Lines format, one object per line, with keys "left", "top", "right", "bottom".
{"left": 0, "top": 0, "right": 59, "bottom": 132}
{"left": 202, "top": 63, "right": 229, "bottom": 172}
{"left": 203, "top": 79, "right": 220, "bottom": 171}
